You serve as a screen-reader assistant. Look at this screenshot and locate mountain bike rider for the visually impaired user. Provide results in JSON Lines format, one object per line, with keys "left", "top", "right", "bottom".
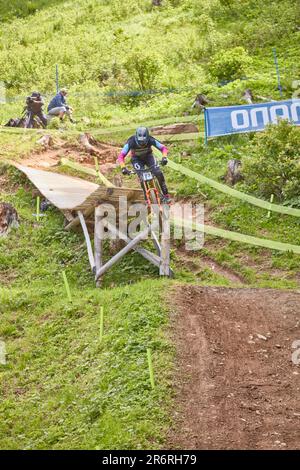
{"left": 118, "top": 127, "right": 171, "bottom": 204}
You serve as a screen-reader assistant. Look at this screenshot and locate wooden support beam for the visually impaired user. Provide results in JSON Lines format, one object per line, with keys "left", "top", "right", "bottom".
{"left": 94, "top": 208, "right": 104, "bottom": 287}
{"left": 151, "top": 229, "right": 161, "bottom": 257}
{"left": 78, "top": 211, "right": 95, "bottom": 272}
{"left": 160, "top": 206, "right": 171, "bottom": 277}
{"left": 106, "top": 221, "right": 162, "bottom": 269}
{"left": 95, "top": 225, "right": 150, "bottom": 281}
{"left": 63, "top": 210, "right": 75, "bottom": 223}
{"left": 65, "top": 207, "right": 94, "bottom": 231}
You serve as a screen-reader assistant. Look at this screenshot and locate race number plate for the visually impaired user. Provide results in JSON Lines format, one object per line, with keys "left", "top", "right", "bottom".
{"left": 142, "top": 171, "right": 153, "bottom": 181}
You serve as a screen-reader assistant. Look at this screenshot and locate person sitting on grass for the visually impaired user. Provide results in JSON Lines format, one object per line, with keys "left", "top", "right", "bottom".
{"left": 117, "top": 126, "right": 171, "bottom": 204}
{"left": 47, "top": 88, "right": 75, "bottom": 123}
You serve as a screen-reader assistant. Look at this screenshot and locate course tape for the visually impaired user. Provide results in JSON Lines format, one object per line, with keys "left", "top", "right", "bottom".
{"left": 93, "top": 115, "right": 203, "bottom": 135}
{"left": 0, "top": 114, "right": 203, "bottom": 138}
{"left": 61, "top": 158, "right": 114, "bottom": 187}
{"left": 60, "top": 158, "right": 300, "bottom": 255}
{"left": 172, "top": 217, "right": 300, "bottom": 254}
{"left": 166, "top": 159, "right": 300, "bottom": 218}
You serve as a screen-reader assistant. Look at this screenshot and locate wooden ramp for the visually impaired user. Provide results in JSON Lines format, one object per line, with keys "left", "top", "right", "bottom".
{"left": 15, "top": 163, "right": 172, "bottom": 285}
{"left": 15, "top": 164, "right": 144, "bottom": 211}
{"left": 15, "top": 164, "right": 99, "bottom": 211}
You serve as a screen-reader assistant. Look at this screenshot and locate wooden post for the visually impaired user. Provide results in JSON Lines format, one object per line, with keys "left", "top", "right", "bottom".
{"left": 78, "top": 211, "right": 95, "bottom": 272}
{"left": 106, "top": 220, "right": 163, "bottom": 269}
{"left": 160, "top": 205, "right": 171, "bottom": 276}
{"left": 95, "top": 225, "right": 150, "bottom": 281}
{"left": 94, "top": 208, "right": 104, "bottom": 286}
{"left": 65, "top": 207, "right": 94, "bottom": 231}
{"left": 151, "top": 229, "right": 161, "bottom": 256}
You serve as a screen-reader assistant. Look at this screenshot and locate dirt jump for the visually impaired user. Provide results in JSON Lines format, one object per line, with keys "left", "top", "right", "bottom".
{"left": 20, "top": 133, "right": 120, "bottom": 174}
{"left": 168, "top": 285, "right": 300, "bottom": 450}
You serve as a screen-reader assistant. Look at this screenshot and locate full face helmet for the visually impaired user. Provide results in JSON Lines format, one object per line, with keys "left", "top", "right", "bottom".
{"left": 135, "top": 127, "right": 150, "bottom": 146}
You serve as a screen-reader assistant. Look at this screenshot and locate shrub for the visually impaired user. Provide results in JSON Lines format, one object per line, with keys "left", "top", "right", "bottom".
{"left": 242, "top": 121, "right": 300, "bottom": 205}
{"left": 124, "top": 51, "right": 160, "bottom": 91}
{"left": 208, "top": 46, "right": 253, "bottom": 82}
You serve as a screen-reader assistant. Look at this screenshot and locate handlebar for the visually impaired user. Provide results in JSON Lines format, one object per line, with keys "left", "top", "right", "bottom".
{"left": 127, "top": 160, "right": 165, "bottom": 175}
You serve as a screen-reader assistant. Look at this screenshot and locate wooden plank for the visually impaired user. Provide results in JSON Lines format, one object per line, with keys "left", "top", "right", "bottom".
{"left": 151, "top": 229, "right": 161, "bottom": 256}
{"left": 65, "top": 207, "right": 94, "bottom": 231}
{"left": 78, "top": 211, "right": 95, "bottom": 272}
{"left": 63, "top": 210, "right": 75, "bottom": 222}
{"left": 61, "top": 157, "right": 115, "bottom": 188}
{"left": 95, "top": 225, "right": 150, "bottom": 280}
{"left": 73, "top": 186, "right": 145, "bottom": 211}
{"left": 15, "top": 164, "right": 99, "bottom": 211}
{"left": 106, "top": 221, "right": 161, "bottom": 269}
{"left": 160, "top": 206, "right": 171, "bottom": 276}
{"left": 94, "top": 209, "right": 103, "bottom": 286}
{"left": 61, "top": 159, "right": 144, "bottom": 202}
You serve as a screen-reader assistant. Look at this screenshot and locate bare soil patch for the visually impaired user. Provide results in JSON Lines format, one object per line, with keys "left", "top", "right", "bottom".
{"left": 168, "top": 285, "right": 300, "bottom": 449}
{"left": 19, "top": 136, "right": 120, "bottom": 175}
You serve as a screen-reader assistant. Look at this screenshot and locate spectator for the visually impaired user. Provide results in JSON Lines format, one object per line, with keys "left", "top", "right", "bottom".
{"left": 47, "top": 88, "right": 75, "bottom": 123}
{"left": 242, "top": 89, "right": 253, "bottom": 104}
{"left": 192, "top": 93, "right": 209, "bottom": 110}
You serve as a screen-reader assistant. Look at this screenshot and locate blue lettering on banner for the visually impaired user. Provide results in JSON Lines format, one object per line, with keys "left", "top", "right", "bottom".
{"left": 205, "top": 99, "right": 300, "bottom": 138}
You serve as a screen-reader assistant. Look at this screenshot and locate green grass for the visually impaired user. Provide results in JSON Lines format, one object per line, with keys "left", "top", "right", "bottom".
{"left": 1, "top": 0, "right": 300, "bottom": 449}
{"left": 0, "top": 173, "right": 174, "bottom": 450}
{"left": 163, "top": 137, "right": 300, "bottom": 288}
{"left": 0, "top": 1, "right": 65, "bottom": 22}
{"left": 0, "top": 0, "right": 298, "bottom": 129}
{"left": 1, "top": 114, "right": 300, "bottom": 450}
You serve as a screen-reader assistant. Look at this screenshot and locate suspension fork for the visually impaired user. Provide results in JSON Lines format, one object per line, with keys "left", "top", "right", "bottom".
{"left": 143, "top": 180, "right": 161, "bottom": 208}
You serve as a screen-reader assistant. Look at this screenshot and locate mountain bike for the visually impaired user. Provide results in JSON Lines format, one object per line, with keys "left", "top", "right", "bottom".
{"left": 130, "top": 161, "right": 167, "bottom": 212}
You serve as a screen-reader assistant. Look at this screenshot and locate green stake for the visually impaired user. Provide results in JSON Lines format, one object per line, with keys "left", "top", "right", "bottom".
{"left": 99, "top": 306, "right": 104, "bottom": 342}
{"left": 62, "top": 271, "right": 72, "bottom": 302}
{"left": 267, "top": 194, "right": 274, "bottom": 218}
{"left": 147, "top": 348, "right": 155, "bottom": 389}
{"left": 94, "top": 156, "right": 104, "bottom": 185}
{"left": 36, "top": 196, "right": 40, "bottom": 222}
{"left": 94, "top": 156, "right": 99, "bottom": 172}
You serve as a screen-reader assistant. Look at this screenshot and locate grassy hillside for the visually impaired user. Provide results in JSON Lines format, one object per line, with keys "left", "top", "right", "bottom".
{"left": 0, "top": 164, "right": 174, "bottom": 449}
{"left": 0, "top": 0, "right": 299, "bottom": 127}
{"left": 0, "top": 0, "right": 64, "bottom": 22}
{"left": 1, "top": 0, "right": 300, "bottom": 451}
{"left": 1, "top": 124, "right": 300, "bottom": 450}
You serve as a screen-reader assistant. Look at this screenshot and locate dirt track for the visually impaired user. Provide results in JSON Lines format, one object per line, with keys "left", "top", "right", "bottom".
{"left": 168, "top": 285, "right": 300, "bottom": 450}
{"left": 20, "top": 137, "right": 119, "bottom": 173}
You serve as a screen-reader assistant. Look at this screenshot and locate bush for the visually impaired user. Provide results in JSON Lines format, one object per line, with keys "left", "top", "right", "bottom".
{"left": 208, "top": 46, "right": 253, "bottom": 82}
{"left": 242, "top": 121, "right": 300, "bottom": 205}
{"left": 124, "top": 51, "right": 160, "bottom": 91}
